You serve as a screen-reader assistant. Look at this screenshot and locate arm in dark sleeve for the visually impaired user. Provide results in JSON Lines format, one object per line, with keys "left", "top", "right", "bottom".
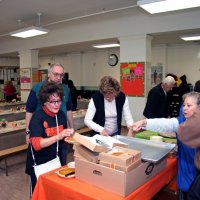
{"left": 178, "top": 108, "right": 200, "bottom": 148}
{"left": 143, "top": 90, "right": 157, "bottom": 118}
{"left": 26, "top": 89, "right": 38, "bottom": 113}
{"left": 66, "top": 91, "right": 73, "bottom": 111}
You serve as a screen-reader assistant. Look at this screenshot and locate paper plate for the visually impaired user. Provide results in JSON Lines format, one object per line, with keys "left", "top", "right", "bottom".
{"left": 64, "top": 136, "right": 77, "bottom": 144}
{"left": 56, "top": 167, "right": 75, "bottom": 178}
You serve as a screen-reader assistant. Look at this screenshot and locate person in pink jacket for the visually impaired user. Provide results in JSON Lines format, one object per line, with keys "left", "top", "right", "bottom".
{"left": 3, "top": 81, "right": 16, "bottom": 102}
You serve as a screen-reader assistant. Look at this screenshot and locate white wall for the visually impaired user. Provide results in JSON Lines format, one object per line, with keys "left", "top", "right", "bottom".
{"left": 152, "top": 44, "right": 200, "bottom": 86}
{"left": 1, "top": 42, "right": 199, "bottom": 121}
{"left": 39, "top": 49, "right": 120, "bottom": 87}
{"left": 37, "top": 43, "right": 199, "bottom": 89}
{"left": 0, "top": 57, "right": 19, "bottom": 66}
{"left": 167, "top": 44, "right": 200, "bottom": 85}
{"left": 38, "top": 43, "right": 200, "bottom": 122}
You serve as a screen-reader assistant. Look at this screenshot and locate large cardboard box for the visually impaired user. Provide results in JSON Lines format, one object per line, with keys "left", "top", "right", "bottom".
{"left": 73, "top": 133, "right": 128, "bottom": 153}
{"left": 99, "top": 146, "right": 141, "bottom": 167}
{"left": 99, "top": 159, "right": 141, "bottom": 172}
{"left": 73, "top": 143, "right": 99, "bottom": 163}
{"left": 75, "top": 157, "right": 167, "bottom": 197}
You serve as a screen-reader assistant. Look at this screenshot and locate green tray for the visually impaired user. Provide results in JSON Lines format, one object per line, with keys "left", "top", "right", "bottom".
{"left": 135, "top": 130, "right": 177, "bottom": 144}
{"left": 135, "top": 130, "right": 159, "bottom": 140}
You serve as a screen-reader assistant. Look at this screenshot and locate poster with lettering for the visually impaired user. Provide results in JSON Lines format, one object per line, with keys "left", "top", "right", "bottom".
{"left": 121, "top": 62, "right": 144, "bottom": 96}
{"left": 20, "top": 68, "right": 31, "bottom": 90}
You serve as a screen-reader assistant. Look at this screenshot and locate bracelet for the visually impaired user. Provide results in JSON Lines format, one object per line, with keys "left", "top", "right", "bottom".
{"left": 26, "top": 130, "right": 30, "bottom": 135}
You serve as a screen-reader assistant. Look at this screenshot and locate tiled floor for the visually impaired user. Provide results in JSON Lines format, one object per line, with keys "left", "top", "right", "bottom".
{"left": 0, "top": 128, "right": 179, "bottom": 200}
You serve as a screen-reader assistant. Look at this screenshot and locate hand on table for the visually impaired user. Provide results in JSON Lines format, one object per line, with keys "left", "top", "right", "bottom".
{"left": 100, "top": 129, "right": 109, "bottom": 136}
{"left": 58, "top": 128, "right": 74, "bottom": 140}
{"left": 132, "top": 119, "right": 147, "bottom": 132}
{"left": 127, "top": 127, "right": 137, "bottom": 137}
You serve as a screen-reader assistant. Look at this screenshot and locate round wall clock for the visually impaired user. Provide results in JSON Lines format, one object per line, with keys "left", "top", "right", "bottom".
{"left": 108, "top": 54, "right": 118, "bottom": 66}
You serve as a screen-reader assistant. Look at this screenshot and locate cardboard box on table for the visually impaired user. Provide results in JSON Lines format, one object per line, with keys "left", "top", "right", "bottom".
{"left": 73, "top": 143, "right": 99, "bottom": 163}
{"left": 73, "top": 133, "right": 129, "bottom": 164}
{"left": 99, "top": 159, "right": 141, "bottom": 172}
{"left": 98, "top": 146, "right": 141, "bottom": 167}
{"left": 73, "top": 133, "right": 128, "bottom": 152}
{"left": 73, "top": 143, "right": 142, "bottom": 171}
{"left": 75, "top": 157, "right": 167, "bottom": 197}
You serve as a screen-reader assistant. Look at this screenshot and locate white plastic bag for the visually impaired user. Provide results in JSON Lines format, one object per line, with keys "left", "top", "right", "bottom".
{"left": 34, "top": 156, "right": 61, "bottom": 179}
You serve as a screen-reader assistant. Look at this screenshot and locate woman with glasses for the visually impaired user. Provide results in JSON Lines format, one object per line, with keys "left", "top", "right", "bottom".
{"left": 25, "top": 63, "right": 74, "bottom": 165}
{"left": 84, "top": 76, "right": 134, "bottom": 137}
{"left": 26, "top": 81, "right": 74, "bottom": 194}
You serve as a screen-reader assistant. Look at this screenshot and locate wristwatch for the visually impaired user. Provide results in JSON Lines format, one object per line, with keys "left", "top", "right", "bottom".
{"left": 26, "top": 130, "right": 30, "bottom": 135}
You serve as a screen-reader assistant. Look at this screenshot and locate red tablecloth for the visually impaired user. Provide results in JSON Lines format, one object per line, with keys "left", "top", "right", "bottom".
{"left": 31, "top": 157, "right": 177, "bottom": 200}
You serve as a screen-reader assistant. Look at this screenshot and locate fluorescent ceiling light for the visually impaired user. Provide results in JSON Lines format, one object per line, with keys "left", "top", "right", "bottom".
{"left": 180, "top": 34, "right": 200, "bottom": 41}
{"left": 93, "top": 43, "right": 120, "bottom": 48}
{"left": 9, "top": 26, "right": 49, "bottom": 38}
{"left": 137, "top": 0, "right": 200, "bottom": 14}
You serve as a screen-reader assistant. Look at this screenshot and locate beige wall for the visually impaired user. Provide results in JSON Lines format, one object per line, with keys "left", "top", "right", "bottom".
{"left": 1, "top": 42, "right": 199, "bottom": 121}
{"left": 37, "top": 43, "right": 200, "bottom": 121}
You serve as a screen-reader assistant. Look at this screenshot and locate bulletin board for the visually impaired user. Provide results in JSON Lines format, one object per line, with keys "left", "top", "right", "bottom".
{"left": 121, "top": 62, "right": 145, "bottom": 96}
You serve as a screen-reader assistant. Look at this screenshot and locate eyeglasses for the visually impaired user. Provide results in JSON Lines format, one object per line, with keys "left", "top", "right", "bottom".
{"left": 48, "top": 100, "right": 62, "bottom": 105}
{"left": 51, "top": 71, "right": 64, "bottom": 78}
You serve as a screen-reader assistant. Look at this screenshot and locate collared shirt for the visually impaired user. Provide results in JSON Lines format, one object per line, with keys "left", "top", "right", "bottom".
{"left": 84, "top": 97, "right": 133, "bottom": 135}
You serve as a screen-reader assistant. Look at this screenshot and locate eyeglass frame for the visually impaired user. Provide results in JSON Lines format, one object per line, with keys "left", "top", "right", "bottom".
{"left": 47, "top": 100, "right": 62, "bottom": 105}
{"left": 51, "top": 71, "right": 64, "bottom": 78}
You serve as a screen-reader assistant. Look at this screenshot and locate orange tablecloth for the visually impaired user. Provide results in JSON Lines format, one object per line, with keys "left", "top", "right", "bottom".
{"left": 31, "top": 157, "right": 177, "bottom": 200}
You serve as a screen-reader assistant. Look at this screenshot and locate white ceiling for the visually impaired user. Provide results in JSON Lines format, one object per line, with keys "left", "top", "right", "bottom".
{"left": 0, "top": 0, "right": 200, "bottom": 57}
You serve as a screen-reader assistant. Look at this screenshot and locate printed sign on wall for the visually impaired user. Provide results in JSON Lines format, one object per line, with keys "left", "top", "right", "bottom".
{"left": 20, "top": 68, "right": 31, "bottom": 90}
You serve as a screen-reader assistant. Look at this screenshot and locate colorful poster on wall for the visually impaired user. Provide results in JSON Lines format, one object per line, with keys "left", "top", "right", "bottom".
{"left": 151, "top": 64, "right": 163, "bottom": 88}
{"left": 121, "top": 62, "right": 145, "bottom": 96}
{"left": 20, "top": 68, "right": 31, "bottom": 90}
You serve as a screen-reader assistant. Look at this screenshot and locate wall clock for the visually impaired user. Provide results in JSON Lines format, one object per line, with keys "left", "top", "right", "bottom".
{"left": 108, "top": 54, "right": 118, "bottom": 66}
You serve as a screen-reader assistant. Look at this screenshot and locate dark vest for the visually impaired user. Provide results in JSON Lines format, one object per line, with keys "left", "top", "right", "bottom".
{"left": 92, "top": 91, "right": 126, "bottom": 135}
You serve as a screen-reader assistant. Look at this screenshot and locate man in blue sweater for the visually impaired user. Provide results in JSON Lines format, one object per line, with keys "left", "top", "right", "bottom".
{"left": 25, "top": 63, "right": 74, "bottom": 165}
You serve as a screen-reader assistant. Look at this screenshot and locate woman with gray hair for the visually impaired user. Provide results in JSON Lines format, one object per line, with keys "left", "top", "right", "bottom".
{"left": 132, "top": 91, "right": 200, "bottom": 200}
{"left": 84, "top": 76, "right": 134, "bottom": 137}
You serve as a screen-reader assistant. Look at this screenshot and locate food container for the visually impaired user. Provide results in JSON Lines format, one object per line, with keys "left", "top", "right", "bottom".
{"left": 113, "top": 135, "right": 175, "bottom": 163}
{"left": 73, "top": 133, "right": 128, "bottom": 153}
{"left": 0, "top": 118, "right": 8, "bottom": 128}
{"left": 75, "top": 157, "right": 166, "bottom": 197}
{"left": 99, "top": 146, "right": 141, "bottom": 167}
{"left": 150, "top": 135, "right": 163, "bottom": 142}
